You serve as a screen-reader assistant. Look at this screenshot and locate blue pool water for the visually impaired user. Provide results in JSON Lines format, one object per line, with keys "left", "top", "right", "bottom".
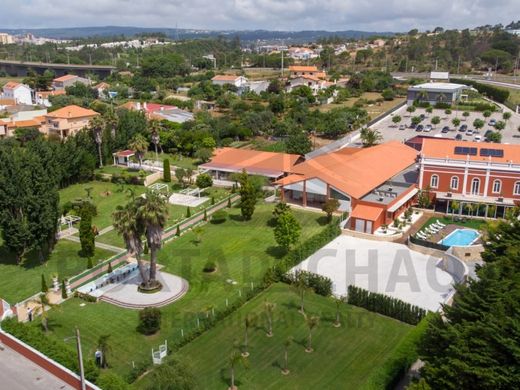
{"left": 441, "top": 229, "right": 479, "bottom": 247}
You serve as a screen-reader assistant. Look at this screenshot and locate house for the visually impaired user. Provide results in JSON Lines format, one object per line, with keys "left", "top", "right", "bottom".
{"left": 113, "top": 150, "right": 135, "bottom": 165}
{"left": 407, "top": 82, "right": 467, "bottom": 106}
{"left": 276, "top": 142, "right": 419, "bottom": 234}
{"left": 418, "top": 138, "right": 520, "bottom": 218}
{"left": 52, "top": 75, "right": 91, "bottom": 91}
{"left": 34, "top": 90, "right": 66, "bottom": 107}
{"left": 1, "top": 82, "right": 33, "bottom": 105}
{"left": 119, "top": 101, "right": 194, "bottom": 124}
{"left": 288, "top": 66, "right": 326, "bottom": 79}
{"left": 0, "top": 109, "right": 47, "bottom": 138}
{"left": 0, "top": 98, "right": 16, "bottom": 110}
{"left": 287, "top": 75, "right": 328, "bottom": 95}
{"left": 238, "top": 80, "right": 270, "bottom": 95}
{"left": 41, "top": 105, "right": 99, "bottom": 139}
{"left": 211, "top": 75, "right": 249, "bottom": 88}
{"left": 199, "top": 147, "right": 302, "bottom": 183}
{"left": 287, "top": 47, "right": 319, "bottom": 60}
{"left": 94, "top": 82, "right": 110, "bottom": 98}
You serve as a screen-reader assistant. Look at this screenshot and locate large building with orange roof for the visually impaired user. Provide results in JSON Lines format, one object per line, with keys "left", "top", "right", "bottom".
{"left": 41, "top": 105, "right": 99, "bottom": 139}
{"left": 419, "top": 138, "right": 520, "bottom": 218}
{"left": 277, "top": 142, "right": 419, "bottom": 234}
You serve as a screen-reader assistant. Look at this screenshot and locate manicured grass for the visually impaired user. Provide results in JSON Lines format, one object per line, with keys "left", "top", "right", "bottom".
{"left": 94, "top": 165, "right": 141, "bottom": 176}
{"left": 422, "top": 216, "right": 487, "bottom": 231}
{"left": 137, "top": 283, "right": 413, "bottom": 389}
{"left": 143, "top": 152, "right": 198, "bottom": 170}
{"left": 0, "top": 240, "right": 113, "bottom": 303}
{"left": 44, "top": 203, "right": 326, "bottom": 377}
{"left": 59, "top": 181, "right": 146, "bottom": 229}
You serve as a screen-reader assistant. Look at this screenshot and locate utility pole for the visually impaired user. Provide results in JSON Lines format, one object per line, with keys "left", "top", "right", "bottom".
{"left": 76, "top": 328, "right": 86, "bottom": 390}
{"left": 457, "top": 55, "right": 461, "bottom": 75}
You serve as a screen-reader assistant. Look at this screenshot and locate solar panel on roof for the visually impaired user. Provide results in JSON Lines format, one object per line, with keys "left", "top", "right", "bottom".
{"left": 480, "top": 148, "right": 504, "bottom": 158}
{"left": 454, "top": 146, "right": 477, "bottom": 156}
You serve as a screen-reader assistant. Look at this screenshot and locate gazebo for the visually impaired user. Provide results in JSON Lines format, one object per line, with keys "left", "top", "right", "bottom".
{"left": 113, "top": 150, "right": 135, "bottom": 166}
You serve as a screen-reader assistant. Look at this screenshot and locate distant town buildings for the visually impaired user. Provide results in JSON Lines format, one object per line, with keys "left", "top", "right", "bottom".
{"left": 0, "top": 33, "right": 15, "bottom": 45}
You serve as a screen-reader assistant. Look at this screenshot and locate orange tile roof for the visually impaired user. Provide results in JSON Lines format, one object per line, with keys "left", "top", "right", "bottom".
{"left": 281, "top": 142, "right": 418, "bottom": 199}
{"left": 289, "top": 66, "right": 319, "bottom": 72}
{"left": 3, "top": 81, "right": 23, "bottom": 89}
{"left": 53, "top": 75, "right": 79, "bottom": 82}
{"left": 46, "top": 105, "right": 99, "bottom": 119}
{"left": 95, "top": 82, "right": 110, "bottom": 89}
{"left": 421, "top": 138, "right": 520, "bottom": 164}
{"left": 212, "top": 75, "right": 241, "bottom": 81}
{"left": 36, "top": 90, "right": 66, "bottom": 98}
{"left": 200, "top": 147, "right": 301, "bottom": 178}
{"left": 350, "top": 204, "right": 384, "bottom": 221}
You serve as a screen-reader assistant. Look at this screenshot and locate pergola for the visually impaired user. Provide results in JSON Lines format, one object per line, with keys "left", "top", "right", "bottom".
{"left": 149, "top": 183, "right": 169, "bottom": 196}
{"left": 58, "top": 215, "right": 81, "bottom": 233}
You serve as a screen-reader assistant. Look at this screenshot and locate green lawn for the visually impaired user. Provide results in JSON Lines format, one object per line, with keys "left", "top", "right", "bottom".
{"left": 422, "top": 216, "right": 487, "bottom": 231}
{"left": 59, "top": 181, "right": 146, "bottom": 230}
{"left": 94, "top": 165, "right": 141, "bottom": 177}
{"left": 0, "top": 240, "right": 113, "bottom": 303}
{"left": 143, "top": 152, "right": 198, "bottom": 170}
{"left": 138, "top": 283, "right": 413, "bottom": 389}
{"left": 44, "top": 203, "right": 326, "bottom": 377}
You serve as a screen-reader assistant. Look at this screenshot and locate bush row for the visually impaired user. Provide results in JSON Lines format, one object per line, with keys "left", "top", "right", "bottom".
{"left": 363, "top": 314, "right": 432, "bottom": 390}
{"left": 451, "top": 78, "right": 510, "bottom": 103}
{"left": 347, "top": 285, "right": 427, "bottom": 325}
{"left": 285, "top": 269, "right": 333, "bottom": 296}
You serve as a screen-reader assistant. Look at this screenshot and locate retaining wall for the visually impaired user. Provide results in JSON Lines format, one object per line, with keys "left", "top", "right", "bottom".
{"left": 450, "top": 244, "right": 485, "bottom": 261}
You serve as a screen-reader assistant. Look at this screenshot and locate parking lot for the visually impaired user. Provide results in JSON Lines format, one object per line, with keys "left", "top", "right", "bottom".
{"left": 366, "top": 104, "right": 520, "bottom": 145}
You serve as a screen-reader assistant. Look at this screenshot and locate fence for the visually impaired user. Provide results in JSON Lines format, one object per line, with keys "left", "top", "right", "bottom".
{"left": 408, "top": 235, "right": 450, "bottom": 252}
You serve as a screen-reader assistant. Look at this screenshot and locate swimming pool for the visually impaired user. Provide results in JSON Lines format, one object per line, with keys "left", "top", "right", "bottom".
{"left": 441, "top": 228, "right": 480, "bottom": 247}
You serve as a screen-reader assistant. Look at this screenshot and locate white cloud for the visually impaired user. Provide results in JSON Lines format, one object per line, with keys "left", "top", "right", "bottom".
{"left": 1, "top": 0, "right": 519, "bottom": 32}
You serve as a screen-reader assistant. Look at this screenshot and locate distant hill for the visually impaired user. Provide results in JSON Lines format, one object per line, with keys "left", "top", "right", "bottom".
{"left": 2, "top": 26, "right": 394, "bottom": 42}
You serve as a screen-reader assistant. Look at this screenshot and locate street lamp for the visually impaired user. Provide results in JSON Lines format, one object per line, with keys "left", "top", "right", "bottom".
{"left": 64, "top": 327, "right": 86, "bottom": 390}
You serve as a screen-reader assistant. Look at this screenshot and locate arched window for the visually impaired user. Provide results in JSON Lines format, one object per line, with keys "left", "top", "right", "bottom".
{"left": 514, "top": 181, "right": 520, "bottom": 195}
{"left": 492, "top": 179, "right": 502, "bottom": 194}
{"left": 450, "top": 176, "right": 459, "bottom": 190}
{"left": 471, "top": 178, "right": 480, "bottom": 195}
{"left": 430, "top": 174, "right": 439, "bottom": 188}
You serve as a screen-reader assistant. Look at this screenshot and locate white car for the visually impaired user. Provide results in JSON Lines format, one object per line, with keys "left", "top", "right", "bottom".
{"left": 424, "top": 125, "right": 432, "bottom": 133}
{"left": 474, "top": 135, "right": 482, "bottom": 142}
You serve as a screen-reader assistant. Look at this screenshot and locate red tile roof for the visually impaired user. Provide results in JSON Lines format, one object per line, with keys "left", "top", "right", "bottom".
{"left": 350, "top": 204, "right": 384, "bottom": 221}
{"left": 211, "top": 75, "right": 241, "bottom": 81}
{"left": 289, "top": 66, "right": 319, "bottom": 72}
{"left": 3, "top": 82, "right": 23, "bottom": 90}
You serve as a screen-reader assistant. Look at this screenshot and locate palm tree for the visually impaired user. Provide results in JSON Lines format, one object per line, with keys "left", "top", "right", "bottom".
{"left": 97, "top": 334, "right": 111, "bottom": 368}
{"left": 281, "top": 336, "right": 293, "bottom": 375}
{"left": 360, "top": 128, "right": 383, "bottom": 147}
{"left": 229, "top": 350, "right": 247, "bottom": 390}
{"left": 264, "top": 301, "right": 276, "bottom": 337}
{"left": 128, "top": 133, "right": 149, "bottom": 166}
{"left": 417, "top": 90, "right": 429, "bottom": 104}
{"left": 112, "top": 203, "right": 149, "bottom": 286}
{"left": 292, "top": 273, "right": 309, "bottom": 313}
{"left": 149, "top": 120, "right": 161, "bottom": 162}
{"left": 304, "top": 313, "right": 320, "bottom": 353}
{"left": 487, "top": 204, "right": 497, "bottom": 219}
{"left": 450, "top": 200, "right": 460, "bottom": 220}
{"left": 30, "top": 293, "right": 55, "bottom": 332}
{"left": 137, "top": 191, "right": 168, "bottom": 286}
{"left": 333, "top": 295, "right": 346, "bottom": 327}
{"left": 90, "top": 115, "right": 105, "bottom": 168}
{"left": 242, "top": 314, "right": 256, "bottom": 357}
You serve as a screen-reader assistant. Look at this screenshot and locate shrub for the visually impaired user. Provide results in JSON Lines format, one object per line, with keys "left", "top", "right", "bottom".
{"left": 451, "top": 78, "right": 509, "bottom": 103}
{"left": 87, "top": 257, "right": 94, "bottom": 269}
{"left": 137, "top": 307, "right": 162, "bottom": 335}
{"left": 211, "top": 209, "right": 227, "bottom": 224}
{"left": 107, "top": 261, "right": 113, "bottom": 274}
{"left": 195, "top": 173, "right": 213, "bottom": 189}
{"left": 347, "top": 285, "right": 427, "bottom": 325}
{"left": 287, "top": 270, "right": 333, "bottom": 296}
{"left": 96, "top": 372, "right": 130, "bottom": 390}
{"left": 176, "top": 225, "right": 181, "bottom": 236}
{"left": 434, "top": 102, "right": 450, "bottom": 109}
{"left": 203, "top": 260, "right": 217, "bottom": 273}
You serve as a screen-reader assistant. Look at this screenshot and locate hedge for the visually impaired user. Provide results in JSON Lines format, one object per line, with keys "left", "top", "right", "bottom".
{"left": 409, "top": 235, "right": 449, "bottom": 252}
{"left": 363, "top": 314, "right": 432, "bottom": 390}
{"left": 347, "top": 285, "right": 427, "bottom": 325}
{"left": 1, "top": 318, "right": 100, "bottom": 382}
{"left": 451, "top": 78, "right": 510, "bottom": 103}
{"left": 286, "top": 269, "right": 333, "bottom": 296}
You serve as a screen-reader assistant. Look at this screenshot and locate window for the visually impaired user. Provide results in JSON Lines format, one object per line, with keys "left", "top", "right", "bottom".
{"left": 450, "top": 176, "right": 459, "bottom": 190}
{"left": 492, "top": 179, "right": 502, "bottom": 194}
{"left": 430, "top": 175, "right": 439, "bottom": 188}
{"left": 514, "top": 181, "right": 520, "bottom": 196}
{"left": 471, "top": 178, "right": 480, "bottom": 195}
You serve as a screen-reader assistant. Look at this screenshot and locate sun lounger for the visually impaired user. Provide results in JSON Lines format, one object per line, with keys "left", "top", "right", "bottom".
{"left": 435, "top": 220, "right": 446, "bottom": 227}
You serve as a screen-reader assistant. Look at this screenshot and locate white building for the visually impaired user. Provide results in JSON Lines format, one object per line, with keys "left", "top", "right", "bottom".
{"left": 407, "top": 82, "right": 467, "bottom": 106}
{"left": 1, "top": 82, "right": 33, "bottom": 105}
{"left": 211, "top": 75, "right": 249, "bottom": 88}
{"left": 0, "top": 33, "right": 14, "bottom": 45}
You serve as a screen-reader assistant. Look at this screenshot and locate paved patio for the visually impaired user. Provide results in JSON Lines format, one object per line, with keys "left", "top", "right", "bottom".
{"left": 292, "top": 235, "right": 456, "bottom": 312}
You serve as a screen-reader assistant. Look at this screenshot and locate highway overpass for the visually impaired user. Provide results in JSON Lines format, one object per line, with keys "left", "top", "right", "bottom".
{"left": 0, "top": 59, "right": 116, "bottom": 78}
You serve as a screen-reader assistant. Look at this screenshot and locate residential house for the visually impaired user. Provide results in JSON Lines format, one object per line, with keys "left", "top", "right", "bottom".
{"left": 211, "top": 75, "right": 249, "bottom": 88}
{"left": 41, "top": 105, "right": 99, "bottom": 139}
{"left": 1, "top": 82, "right": 33, "bottom": 105}
{"left": 52, "top": 75, "right": 91, "bottom": 91}
{"left": 287, "top": 47, "right": 319, "bottom": 60}
{"left": 119, "top": 101, "right": 194, "bottom": 124}
{"left": 288, "top": 66, "right": 326, "bottom": 79}
{"left": 34, "top": 90, "right": 66, "bottom": 107}
{"left": 94, "top": 82, "right": 110, "bottom": 99}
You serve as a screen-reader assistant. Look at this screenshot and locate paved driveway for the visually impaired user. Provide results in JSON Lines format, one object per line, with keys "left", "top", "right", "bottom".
{"left": 292, "top": 235, "right": 455, "bottom": 312}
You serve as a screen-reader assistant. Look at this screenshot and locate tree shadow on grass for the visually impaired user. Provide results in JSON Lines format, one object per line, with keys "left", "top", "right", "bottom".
{"left": 229, "top": 214, "right": 244, "bottom": 222}
{"left": 219, "top": 367, "right": 244, "bottom": 388}
{"left": 265, "top": 246, "right": 287, "bottom": 259}
{"left": 316, "top": 216, "right": 329, "bottom": 226}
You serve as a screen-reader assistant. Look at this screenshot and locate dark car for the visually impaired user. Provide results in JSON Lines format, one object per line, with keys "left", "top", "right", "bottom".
{"left": 420, "top": 114, "right": 426, "bottom": 120}
{"left": 489, "top": 119, "right": 497, "bottom": 126}
{"left": 484, "top": 129, "right": 494, "bottom": 138}
{"left": 455, "top": 134, "right": 463, "bottom": 140}
{"left": 416, "top": 125, "right": 424, "bottom": 132}
{"left": 459, "top": 125, "right": 467, "bottom": 132}
{"left": 441, "top": 126, "right": 450, "bottom": 133}
{"left": 410, "top": 123, "right": 417, "bottom": 129}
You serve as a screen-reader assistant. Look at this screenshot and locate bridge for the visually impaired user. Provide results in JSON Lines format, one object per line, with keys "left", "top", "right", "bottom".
{"left": 0, "top": 59, "right": 116, "bottom": 78}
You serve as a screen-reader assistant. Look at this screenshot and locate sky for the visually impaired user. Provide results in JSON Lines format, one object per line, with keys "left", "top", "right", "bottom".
{"left": 1, "top": 0, "right": 520, "bottom": 32}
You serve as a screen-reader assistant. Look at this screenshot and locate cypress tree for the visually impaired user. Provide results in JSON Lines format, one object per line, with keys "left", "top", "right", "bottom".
{"left": 203, "top": 209, "right": 208, "bottom": 221}
{"left": 79, "top": 203, "right": 95, "bottom": 258}
{"left": 211, "top": 196, "right": 215, "bottom": 205}
{"left": 107, "top": 261, "right": 113, "bottom": 274}
{"left": 163, "top": 159, "right": 171, "bottom": 182}
{"left": 176, "top": 225, "right": 181, "bottom": 236}
{"left": 227, "top": 197, "right": 232, "bottom": 208}
{"left": 186, "top": 207, "right": 191, "bottom": 218}
{"left": 41, "top": 274, "right": 48, "bottom": 293}
{"left": 61, "top": 279, "right": 67, "bottom": 299}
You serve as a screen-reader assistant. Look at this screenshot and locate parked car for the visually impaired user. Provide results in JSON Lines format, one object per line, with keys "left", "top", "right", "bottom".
{"left": 441, "top": 126, "right": 450, "bottom": 133}
{"left": 410, "top": 123, "right": 417, "bottom": 129}
{"left": 424, "top": 125, "right": 432, "bottom": 132}
{"left": 459, "top": 125, "right": 467, "bottom": 132}
{"left": 484, "top": 130, "right": 494, "bottom": 138}
{"left": 474, "top": 135, "right": 482, "bottom": 141}
{"left": 420, "top": 114, "right": 426, "bottom": 120}
{"left": 399, "top": 124, "right": 406, "bottom": 130}
{"left": 416, "top": 125, "right": 424, "bottom": 132}
{"left": 455, "top": 134, "right": 463, "bottom": 140}
{"left": 489, "top": 119, "right": 497, "bottom": 126}
{"left": 466, "top": 129, "right": 474, "bottom": 136}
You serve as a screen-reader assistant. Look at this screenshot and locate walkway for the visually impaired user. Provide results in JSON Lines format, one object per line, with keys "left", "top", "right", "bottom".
{"left": 396, "top": 213, "right": 432, "bottom": 244}
{"left": 97, "top": 225, "right": 114, "bottom": 235}
{"left": 63, "top": 235, "right": 125, "bottom": 253}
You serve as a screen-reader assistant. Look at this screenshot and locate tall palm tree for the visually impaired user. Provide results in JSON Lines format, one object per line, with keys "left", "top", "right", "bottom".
{"left": 137, "top": 191, "right": 168, "bottom": 286}
{"left": 333, "top": 295, "right": 346, "bottom": 327}
{"left": 264, "top": 300, "right": 276, "bottom": 337}
{"left": 229, "top": 349, "right": 247, "bottom": 390}
{"left": 128, "top": 133, "right": 149, "bottom": 166}
{"left": 112, "top": 203, "right": 149, "bottom": 286}
{"left": 304, "top": 314, "right": 320, "bottom": 353}
{"left": 97, "top": 334, "right": 111, "bottom": 368}
{"left": 149, "top": 120, "right": 161, "bottom": 162}
{"left": 450, "top": 200, "right": 460, "bottom": 220}
{"left": 282, "top": 336, "right": 293, "bottom": 375}
{"left": 90, "top": 115, "right": 105, "bottom": 168}
{"left": 292, "top": 273, "right": 309, "bottom": 313}
{"left": 242, "top": 314, "right": 256, "bottom": 357}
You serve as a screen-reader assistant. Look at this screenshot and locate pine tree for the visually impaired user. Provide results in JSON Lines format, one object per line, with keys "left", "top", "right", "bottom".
{"left": 61, "top": 279, "right": 67, "bottom": 299}
{"left": 176, "top": 225, "right": 181, "bottom": 236}
{"left": 107, "top": 261, "right": 113, "bottom": 274}
{"left": 41, "top": 274, "right": 48, "bottom": 293}
{"left": 186, "top": 206, "right": 191, "bottom": 218}
{"left": 163, "top": 159, "right": 171, "bottom": 182}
